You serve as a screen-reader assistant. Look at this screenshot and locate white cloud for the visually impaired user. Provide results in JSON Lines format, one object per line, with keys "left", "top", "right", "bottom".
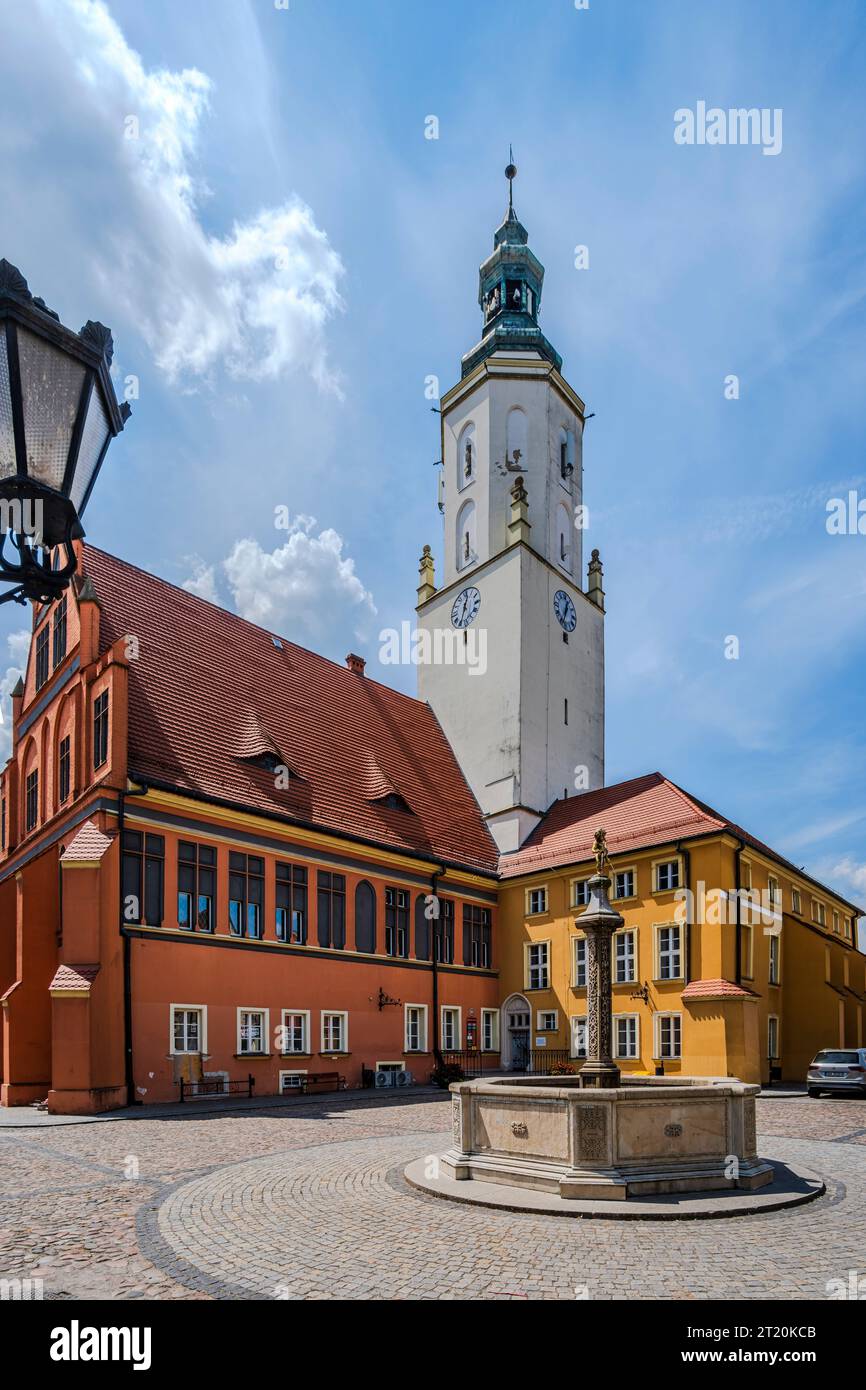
{"left": 222, "top": 516, "right": 377, "bottom": 645}
{"left": 828, "top": 858, "right": 866, "bottom": 895}
{"left": 9, "top": 0, "right": 344, "bottom": 390}
{"left": 181, "top": 557, "right": 219, "bottom": 604}
{"left": 0, "top": 630, "right": 30, "bottom": 767}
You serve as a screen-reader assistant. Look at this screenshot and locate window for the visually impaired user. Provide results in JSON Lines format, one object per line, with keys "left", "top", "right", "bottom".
{"left": 571, "top": 878, "right": 591, "bottom": 909}
{"left": 614, "top": 1014, "right": 639, "bottom": 1059}
{"left": 435, "top": 898, "right": 455, "bottom": 963}
{"left": 456, "top": 498, "right": 476, "bottom": 570}
{"left": 792, "top": 888, "right": 801, "bottom": 914}
{"left": 276, "top": 862, "right": 307, "bottom": 943}
{"left": 527, "top": 941, "right": 549, "bottom": 990}
{"left": 812, "top": 900, "right": 826, "bottom": 927}
{"left": 656, "top": 1013, "right": 682, "bottom": 1060}
{"left": 35, "top": 625, "right": 49, "bottom": 691}
{"left": 405, "top": 1004, "right": 428, "bottom": 1052}
{"left": 844, "top": 917, "right": 852, "bottom": 940}
{"left": 458, "top": 422, "right": 476, "bottom": 488}
{"left": 229, "top": 853, "right": 264, "bottom": 939}
{"left": 538, "top": 1010, "right": 558, "bottom": 1032}
{"left": 769, "top": 934, "right": 780, "bottom": 985}
{"left": 280, "top": 1011, "right": 309, "bottom": 1055}
{"left": 238, "top": 1008, "right": 268, "bottom": 1055}
{"left": 122, "top": 830, "right": 164, "bottom": 926}
{"left": 768, "top": 876, "right": 780, "bottom": 906}
{"left": 526, "top": 887, "right": 548, "bottom": 915}
{"left": 832, "top": 911, "right": 840, "bottom": 934}
{"left": 322, "top": 1011, "right": 348, "bottom": 1053}
{"left": 481, "top": 1009, "right": 500, "bottom": 1052}
{"left": 741, "top": 860, "right": 752, "bottom": 890}
{"left": 615, "top": 929, "right": 636, "bottom": 984}
{"left": 463, "top": 902, "right": 491, "bottom": 968}
{"left": 93, "top": 690, "right": 109, "bottom": 769}
{"left": 573, "top": 936, "right": 587, "bottom": 988}
{"left": 279, "top": 1071, "right": 307, "bottom": 1093}
{"left": 58, "top": 735, "right": 70, "bottom": 804}
{"left": 441, "top": 1007, "right": 461, "bottom": 1051}
{"left": 741, "top": 923, "right": 754, "bottom": 979}
{"left": 52, "top": 595, "right": 67, "bottom": 669}
{"left": 571, "top": 1016, "right": 587, "bottom": 1058}
{"left": 656, "top": 925, "right": 681, "bottom": 980}
{"left": 655, "top": 860, "right": 680, "bottom": 892}
{"left": 613, "top": 869, "right": 635, "bottom": 900}
{"left": 25, "top": 769, "right": 38, "bottom": 832}
{"left": 177, "top": 841, "right": 216, "bottom": 932}
{"left": 768, "top": 1015, "right": 780, "bottom": 1060}
{"left": 172, "top": 1006, "right": 204, "bottom": 1054}
{"left": 385, "top": 886, "right": 409, "bottom": 957}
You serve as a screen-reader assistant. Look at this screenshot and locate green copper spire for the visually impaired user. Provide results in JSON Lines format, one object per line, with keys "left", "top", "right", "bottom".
{"left": 461, "top": 155, "right": 562, "bottom": 378}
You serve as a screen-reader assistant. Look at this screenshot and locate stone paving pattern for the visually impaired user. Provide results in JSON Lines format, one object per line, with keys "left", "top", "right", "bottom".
{"left": 1, "top": 1090, "right": 865, "bottom": 1300}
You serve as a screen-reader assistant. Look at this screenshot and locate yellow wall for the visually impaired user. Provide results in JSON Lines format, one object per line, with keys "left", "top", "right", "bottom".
{"left": 498, "top": 834, "right": 864, "bottom": 1084}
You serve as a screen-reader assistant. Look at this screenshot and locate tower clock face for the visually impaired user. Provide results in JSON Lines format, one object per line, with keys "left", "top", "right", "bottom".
{"left": 553, "top": 589, "right": 577, "bottom": 632}
{"left": 451, "top": 587, "right": 481, "bottom": 629}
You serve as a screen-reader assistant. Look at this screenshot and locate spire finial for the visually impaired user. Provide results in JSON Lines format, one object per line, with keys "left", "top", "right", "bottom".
{"left": 504, "top": 145, "right": 517, "bottom": 214}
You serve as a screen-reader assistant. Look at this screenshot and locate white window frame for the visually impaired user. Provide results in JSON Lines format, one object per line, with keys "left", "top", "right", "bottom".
{"left": 767, "top": 875, "right": 781, "bottom": 907}
{"left": 481, "top": 1008, "right": 500, "bottom": 1052}
{"left": 570, "top": 1015, "right": 587, "bottom": 1059}
{"left": 612, "top": 867, "right": 637, "bottom": 901}
{"left": 280, "top": 1009, "right": 310, "bottom": 1055}
{"left": 792, "top": 888, "right": 801, "bottom": 914}
{"left": 655, "top": 1012, "right": 682, "bottom": 1060}
{"left": 653, "top": 857, "right": 681, "bottom": 894}
{"left": 321, "top": 1010, "right": 349, "bottom": 1054}
{"left": 537, "top": 1009, "right": 558, "bottom": 1032}
{"left": 655, "top": 924, "right": 682, "bottom": 981}
{"left": 768, "top": 1014, "right": 780, "bottom": 1060}
{"left": 573, "top": 935, "right": 587, "bottom": 988}
{"left": 741, "top": 923, "right": 754, "bottom": 979}
{"left": 441, "top": 1005, "right": 462, "bottom": 1052}
{"left": 526, "top": 941, "right": 550, "bottom": 990}
{"left": 571, "top": 877, "right": 591, "bottom": 910}
{"left": 237, "top": 1006, "right": 269, "bottom": 1056}
{"left": 404, "top": 1003, "right": 428, "bottom": 1053}
{"left": 170, "top": 1003, "right": 207, "bottom": 1055}
{"left": 525, "top": 886, "right": 548, "bottom": 916}
{"left": 613, "top": 1013, "right": 639, "bottom": 1059}
{"left": 279, "top": 1069, "right": 308, "bottom": 1093}
{"left": 768, "top": 934, "right": 780, "bottom": 986}
{"left": 614, "top": 928, "right": 636, "bottom": 984}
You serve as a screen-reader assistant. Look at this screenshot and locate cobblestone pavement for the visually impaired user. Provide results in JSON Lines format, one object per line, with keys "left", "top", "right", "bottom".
{"left": 1, "top": 1091, "right": 864, "bottom": 1300}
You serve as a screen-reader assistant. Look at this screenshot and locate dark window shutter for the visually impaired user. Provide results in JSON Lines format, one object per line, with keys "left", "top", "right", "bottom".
{"left": 462, "top": 905, "right": 472, "bottom": 966}
{"left": 415, "top": 894, "right": 429, "bottom": 961}
{"left": 355, "top": 881, "right": 376, "bottom": 953}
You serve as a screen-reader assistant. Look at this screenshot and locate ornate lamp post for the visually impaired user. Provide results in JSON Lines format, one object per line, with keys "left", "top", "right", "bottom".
{"left": 0, "top": 258, "right": 130, "bottom": 606}
{"left": 578, "top": 828, "right": 624, "bottom": 1089}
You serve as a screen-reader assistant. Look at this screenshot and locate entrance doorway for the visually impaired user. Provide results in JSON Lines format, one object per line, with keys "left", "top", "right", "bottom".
{"left": 501, "top": 993, "right": 532, "bottom": 1071}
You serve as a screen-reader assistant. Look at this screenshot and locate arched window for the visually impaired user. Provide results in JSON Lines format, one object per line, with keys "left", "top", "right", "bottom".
{"left": 414, "top": 894, "right": 430, "bottom": 961}
{"left": 557, "top": 503, "right": 572, "bottom": 572}
{"left": 355, "top": 880, "right": 376, "bottom": 953}
{"left": 559, "top": 427, "right": 575, "bottom": 482}
{"left": 506, "top": 407, "right": 528, "bottom": 473}
{"left": 456, "top": 499, "right": 476, "bottom": 571}
{"left": 457, "top": 422, "right": 476, "bottom": 489}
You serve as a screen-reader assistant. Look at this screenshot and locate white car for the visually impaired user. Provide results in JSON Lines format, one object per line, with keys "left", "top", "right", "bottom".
{"left": 807, "top": 1048, "right": 866, "bottom": 1098}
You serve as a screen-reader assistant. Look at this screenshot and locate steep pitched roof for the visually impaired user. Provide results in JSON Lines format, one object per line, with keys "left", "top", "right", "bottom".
{"left": 499, "top": 771, "right": 863, "bottom": 914}
{"left": 79, "top": 546, "right": 498, "bottom": 875}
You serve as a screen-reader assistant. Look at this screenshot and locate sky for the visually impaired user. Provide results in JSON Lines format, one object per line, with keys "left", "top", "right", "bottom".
{"left": 1, "top": 0, "right": 865, "bottom": 913}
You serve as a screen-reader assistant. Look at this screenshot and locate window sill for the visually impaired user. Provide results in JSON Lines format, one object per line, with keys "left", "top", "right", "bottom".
{"left": 404, "top": 1050, "right": 432, "bottom": 1057}
{"left": 281, "top": 1052, "right": 313, "bottom": 1059}
{"left": 234, "top": 1052, "right": 273, "bottom": 1059}
{"left": 318, "top": 1051, "right": 351, "bottom": 1058}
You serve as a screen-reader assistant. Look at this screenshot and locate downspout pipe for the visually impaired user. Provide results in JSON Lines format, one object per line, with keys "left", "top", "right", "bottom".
{"left": 430, "top": 866, "right": 446, "bottom": 1069}
{"left": 119, "top": 778, "right": 149, "bottom": 1107}
{"left": 676, "top": 841, "right": 692, "bottom": 984}
{"left": 734, "top": 838, "right": 745, "bottom": 985}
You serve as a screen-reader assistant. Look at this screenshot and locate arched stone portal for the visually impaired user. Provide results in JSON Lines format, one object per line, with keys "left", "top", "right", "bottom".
{"left": 500, "top": 992, "right": 531, "bottom": 1071}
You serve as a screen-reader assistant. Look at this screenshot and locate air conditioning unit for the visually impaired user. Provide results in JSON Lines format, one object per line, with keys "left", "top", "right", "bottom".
{"left": 395, "top": 1070, "right": 412, "bottom": 1088}
{"left": 375, "top": 1070, "right": 394, "bottom": 1088}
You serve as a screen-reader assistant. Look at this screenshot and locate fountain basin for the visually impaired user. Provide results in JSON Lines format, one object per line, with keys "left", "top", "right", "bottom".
{"left": 443, "top": 1074, "right": 774, "bottom": 1200}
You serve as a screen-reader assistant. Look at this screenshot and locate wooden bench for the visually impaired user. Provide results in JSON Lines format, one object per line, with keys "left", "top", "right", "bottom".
{"left": 300, "top": 1072, "right": 346, "bottom": 1094}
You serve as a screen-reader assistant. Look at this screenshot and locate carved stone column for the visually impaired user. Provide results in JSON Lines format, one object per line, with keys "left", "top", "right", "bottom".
{"left": 578, "top": 868, "right": 623, "bottom": 1089}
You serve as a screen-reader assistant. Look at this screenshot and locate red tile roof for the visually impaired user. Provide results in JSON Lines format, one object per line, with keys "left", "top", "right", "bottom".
{"left": 681, "top": 979, "right": 759, "bottom": 1001}
{"left": 49, "top": 964, "right": 100, "bottom": 993}
{"left": 80, "top": 546, "right": 498, "bottom": 875}
{"left": 61, "top": 821, "right": 114, "bottom": 862}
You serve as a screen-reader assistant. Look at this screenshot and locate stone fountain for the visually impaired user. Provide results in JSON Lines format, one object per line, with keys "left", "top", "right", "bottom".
{"left": 422, "top": 829, "right": 776, "bottom": 1202}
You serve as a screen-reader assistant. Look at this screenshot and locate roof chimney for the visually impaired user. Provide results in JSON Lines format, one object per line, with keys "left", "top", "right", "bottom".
{"left": 345, "top": 653, "right": 366, "bottom": 675}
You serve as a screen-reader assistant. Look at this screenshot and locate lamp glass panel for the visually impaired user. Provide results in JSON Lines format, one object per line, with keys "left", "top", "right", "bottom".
{"left": 0, "top": 330, "right": 15, "bottom": 480}
{"left": 70, "top": 384, "right": 110, "bottom": 513}
{"left": 17, "top": 326, "right": 86, "bottom": 491}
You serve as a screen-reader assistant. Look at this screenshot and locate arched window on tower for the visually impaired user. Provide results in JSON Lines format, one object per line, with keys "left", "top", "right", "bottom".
{"left": 457, "top": 422, "right": 476, "bottom": 490}
{"left": 557, "top": 503, "right": 572, "bottom": 573}
{"left": 456, "top": 499, "right": 477, "bottom": 571}
{"left": 506, "top": 407, "right": 528, "bottom": 475}
{"left": 559, "top": 427, "right": 575, "bottom": 484}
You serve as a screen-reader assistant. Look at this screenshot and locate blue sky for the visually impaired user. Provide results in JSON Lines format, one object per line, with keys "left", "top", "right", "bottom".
{"left": 1, "top": 0, "right": 865, "bottom": 911}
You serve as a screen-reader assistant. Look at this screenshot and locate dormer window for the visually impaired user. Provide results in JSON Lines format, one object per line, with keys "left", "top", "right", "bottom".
{"left": 249, "top": 752, "right": 282, "bottom": 773}
{"left": 378, "top": 792, "right": 412, "bottom": 814}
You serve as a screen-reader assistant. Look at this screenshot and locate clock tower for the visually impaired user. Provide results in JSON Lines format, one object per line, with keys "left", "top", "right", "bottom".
{"left": 416, "top": 163, "right": 605, "bottom": 852}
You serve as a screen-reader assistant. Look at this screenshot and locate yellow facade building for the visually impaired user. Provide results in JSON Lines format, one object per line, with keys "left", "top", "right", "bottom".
{"left": 496, "top": 773, "right": 864, "bottom": 1085}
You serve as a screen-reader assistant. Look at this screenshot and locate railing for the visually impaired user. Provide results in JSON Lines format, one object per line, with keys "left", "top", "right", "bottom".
{"left": 179, "top": 1074, "right": 255, "bottom": 1103}
{"left": 442, "top": 1050, "right": 499, "bottom": 1080}
{"left": 528, "top": 1049, "right": 574, "bottom": 1074}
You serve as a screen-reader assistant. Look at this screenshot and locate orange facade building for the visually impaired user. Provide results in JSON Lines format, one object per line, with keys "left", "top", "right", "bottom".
{"left": 0, "top": 545, "right": 501, "bottom": 1112}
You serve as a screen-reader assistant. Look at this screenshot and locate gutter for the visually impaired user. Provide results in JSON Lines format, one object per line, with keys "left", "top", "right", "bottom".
{"left": 119, "top": 778, "right": 149, "bottom": 1107}
{"left": 734, "top": 837, "right": 745, "bottom": 984}
{"left": 430, "top": 865, "right": 446, "bottom": 1068}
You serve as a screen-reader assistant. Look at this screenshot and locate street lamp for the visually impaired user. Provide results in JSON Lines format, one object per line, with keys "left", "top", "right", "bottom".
{"left": 0, "top": 258, "right": 130, "bottom": 606}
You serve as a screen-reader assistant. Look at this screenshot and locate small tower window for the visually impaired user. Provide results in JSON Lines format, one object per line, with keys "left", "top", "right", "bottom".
{"left": 456, "top": 499, "right": 477, "bottom": 571}
{"left": 557, "top": 503, "right": 572, "bottom": 573}
{"left": 457, "top": 423, "right": 476, "bottom": 491}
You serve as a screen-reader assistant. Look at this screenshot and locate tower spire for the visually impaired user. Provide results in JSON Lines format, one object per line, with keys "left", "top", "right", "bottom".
{"left": 505, "top": 145, "right": 517, "bottom": 216}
